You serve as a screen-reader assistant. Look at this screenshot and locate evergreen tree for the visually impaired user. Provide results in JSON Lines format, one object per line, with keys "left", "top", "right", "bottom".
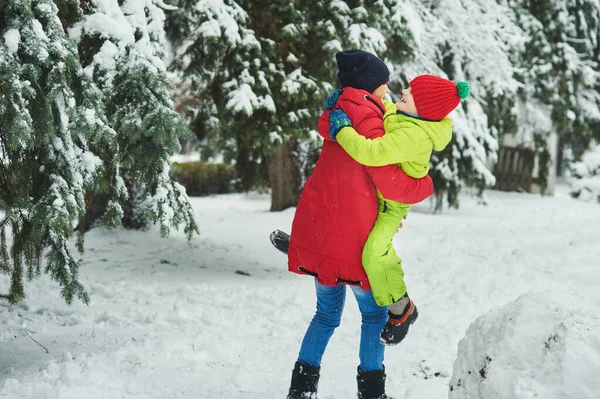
{"left": 167, "top": 0, "right": 282, "bottom": 192}
{"left": 166, "top": 0, "right": 414, "bottom": 208}
{"left": 70, "top": 0, "right": 198, "bottom": 238}
{"left": 518, "top": 0, "right": 600, "bottom": 161}
{"left": 394, "top": 0, "right": 509, "bottom": 209}
{"left": 166, "top": 0, "right": 596, "bottom": 211}
{"left": 1, "top": 0, "right": 197, "bottom": 304}
{"left": 0, "top": 0, "right": 123, "bottom": 304}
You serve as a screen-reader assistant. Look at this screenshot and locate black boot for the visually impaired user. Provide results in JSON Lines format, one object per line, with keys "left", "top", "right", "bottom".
{"left": 270, "top": 230, "right": 290, "bottom": 255}
{"left": 357, "top": 366, "right": 392, "bottom": 399}
{"left": 380, "top": 296, "right": 418, "bottom": 346}
{"left": 288, "top": 361, "right": 320, "bottom": 399}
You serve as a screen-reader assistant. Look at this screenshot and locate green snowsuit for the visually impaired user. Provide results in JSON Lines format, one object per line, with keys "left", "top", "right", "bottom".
{"left": 336, "top": 101, "right": 452, "bottom": 306}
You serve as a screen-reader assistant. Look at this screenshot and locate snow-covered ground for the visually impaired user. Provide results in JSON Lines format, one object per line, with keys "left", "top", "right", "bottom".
{"left": 1, "top": 185, "right": 599, "bottom": 398}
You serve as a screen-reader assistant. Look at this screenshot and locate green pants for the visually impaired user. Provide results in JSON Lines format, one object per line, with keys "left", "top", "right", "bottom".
{"left": 362, "top": 198, "right": 411, "bottom": 307}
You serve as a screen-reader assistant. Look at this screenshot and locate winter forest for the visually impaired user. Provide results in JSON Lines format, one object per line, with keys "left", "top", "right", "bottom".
{"left": 1, "top": 0, "right": 600, "bottom": 398}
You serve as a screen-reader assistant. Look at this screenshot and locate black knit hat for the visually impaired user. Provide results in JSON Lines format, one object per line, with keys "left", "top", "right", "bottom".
{"left": 336, "top": 50, "right": 390, "bottom": 93}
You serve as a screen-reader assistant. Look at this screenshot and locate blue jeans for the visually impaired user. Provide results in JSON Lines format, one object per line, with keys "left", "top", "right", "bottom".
{"left": 297, "top": 280, "right": 388, "bottom": 372}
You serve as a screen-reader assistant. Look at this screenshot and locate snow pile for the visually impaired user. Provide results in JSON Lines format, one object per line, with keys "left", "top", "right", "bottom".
{"left": 570, "top": 144, "right": 600, "bottom": 203}
{"left": 449, "top": 292, "right": 600, "bottom": 399}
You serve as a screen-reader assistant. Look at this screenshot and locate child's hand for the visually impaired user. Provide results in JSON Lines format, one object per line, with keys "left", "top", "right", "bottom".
{"left": 325, "top": 86, "right": 343, "bottom": 110}
{"left": 397, "top": 214, "right": 407, "bottom": 232}
{"left": 329, "top": 109, "right": 352, "bottom": 140}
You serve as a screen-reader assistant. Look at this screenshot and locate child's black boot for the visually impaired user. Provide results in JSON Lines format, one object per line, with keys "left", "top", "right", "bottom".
{"left": 380, "top": 294, "right": 418, "bottom": 346}
{"left": 287, "top": 361, "right": 320, "bottom": 399}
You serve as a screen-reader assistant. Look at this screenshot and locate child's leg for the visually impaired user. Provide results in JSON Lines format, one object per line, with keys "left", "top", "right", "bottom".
{"left": 362, "top": 199, "right": 410, "bottom": 306}
{"left": 388, "top": 293, "right": 410, "bottom": 315}
{"left": 349, "top": 285, "right": 388, "bottom": 372}
{"left": 297, "top": 280, "right": 346, "bottom": 367}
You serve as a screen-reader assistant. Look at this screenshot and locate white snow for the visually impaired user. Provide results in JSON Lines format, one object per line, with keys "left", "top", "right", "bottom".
{"left": 75, "top": 0, "right": 135, "bottom": 45}
{"left": 1, "top": 185, "right": 599, "bottom": 398}
{"left": 282, "top": 68, "right": 318, "bottom": 96}
{"left": 30, "top": 19, "right": 49, "bottom": 43}
{"left": 347, "top": 25, "right": 387, "bottom": 55}
{"left": 581, "top": 144, "right": 600, "bottom": 172}
{"left": 81, "top": 152, "right": 102, "bottom": 174}
{"left": 570, "top": 144, "right": 600, "bottom": 202}
{"left": 170, "top": 152, "right": 201, "bottom": 163}
{"left": 286, "top": 53, "right": 299, "bottom": 63}
{"left": 193, "top": 0, "right": 246, "bottom": 47}
{"left": 449, "top": 292, "right": 600, "bottom": 399}
{"left": 3, "top": 29, "right": 21, "bottom": 55}
{"left": 225, "top": 83, "right": 258, "bottom": 116}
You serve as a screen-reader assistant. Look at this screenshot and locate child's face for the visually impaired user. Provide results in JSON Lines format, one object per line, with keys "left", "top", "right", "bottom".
{"left": 372, "top": 83, "right": 389, "bottom": 100}
{"left": 396, "top": 87, "right": 419, "bottom": 115}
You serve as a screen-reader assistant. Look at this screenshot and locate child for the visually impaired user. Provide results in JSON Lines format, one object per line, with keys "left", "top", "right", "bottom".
{"left": 329, "top": 74, "right": 470, "bottom": 345}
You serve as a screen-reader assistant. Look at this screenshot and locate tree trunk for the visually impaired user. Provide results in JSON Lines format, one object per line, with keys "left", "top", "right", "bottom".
{"left": 121, "top": 171, "right": 146, "bottom": 230}
{"left": 269, "top": 139, "right": 300, "bottom": 212}
{"left": 82, "top": 191, "right": 109, "bottom": 232}
{"left": 82, "top": 171, "right": 145, "bottom": 232}
{"left": 556, "top": 135, "right": 566, "bottom": 178}
{"left": 236, "top": 133, "right": 256, "bottom": 192}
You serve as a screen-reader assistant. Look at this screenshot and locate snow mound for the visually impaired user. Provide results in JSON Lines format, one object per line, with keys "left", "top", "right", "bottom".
{"left": 449, "top": 292, "right": 600, "bottom": 399}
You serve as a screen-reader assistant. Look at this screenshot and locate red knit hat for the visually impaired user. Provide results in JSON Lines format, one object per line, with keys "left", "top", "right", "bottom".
{"left": 410, "top": 75, "right": 470, "bottom": 121}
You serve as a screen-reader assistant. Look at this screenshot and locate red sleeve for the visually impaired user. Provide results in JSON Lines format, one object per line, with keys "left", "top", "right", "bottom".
{"left": 365, "top": 166, "right": 434, "bottom": 204}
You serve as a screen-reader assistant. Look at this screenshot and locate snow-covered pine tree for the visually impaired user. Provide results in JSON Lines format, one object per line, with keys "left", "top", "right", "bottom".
{"left": 278, "top": 0, "right": 415, "bottom": 207}
{"left": 166, "top": 0, "right": 415, "bottom": 210}
{"left": 0, "top": 0, "right": 124, "bottom": 304}
{"left": 167, "top": 0, "right": 264, "bottom": 193}
{"left": 391, "top": 0, "right": 514, "bottom": 210}
{"left": 522, "top": 0, "right": 600, "bottom": 165}
{"left": 167, "top": 0, "right": 289, "bottom": 194}
{"left": 70, "top": 0, "right": 198, "bottom": 238}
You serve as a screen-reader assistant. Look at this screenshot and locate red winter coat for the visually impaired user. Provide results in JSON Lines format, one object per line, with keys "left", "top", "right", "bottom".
{"left": 287, "top": 87, "right": 434, "bottom": 289}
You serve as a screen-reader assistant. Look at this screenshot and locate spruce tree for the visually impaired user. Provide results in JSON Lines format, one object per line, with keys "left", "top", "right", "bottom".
{"left": 166, "top": 0, "right": 414, "bottom": 208}
{"left": 394, "top": 1, "right": 511, "bottom": 209}
{"left": 70, "top": 0, "right": 198, "bottom": 238}
{"left": 0, "top": 0, "right": 123, "bottom": 304}
{"left": 518, "top": 0, "right": 600, "bottom": 165}
{"left": 167, "top": 0, "right": 289, "bottom": 192}
{"left": 1, "top": 0, "right": 197, "bottom": 304}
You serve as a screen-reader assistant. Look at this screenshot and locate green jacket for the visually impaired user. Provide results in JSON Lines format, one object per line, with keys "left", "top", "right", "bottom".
{"left": 337, "top": 101, "right": 453, "bottom": 178}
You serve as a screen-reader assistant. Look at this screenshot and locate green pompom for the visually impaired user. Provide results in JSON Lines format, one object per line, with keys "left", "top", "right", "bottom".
{"left": 457, "top": 81, "right": 470, "bottom": 100}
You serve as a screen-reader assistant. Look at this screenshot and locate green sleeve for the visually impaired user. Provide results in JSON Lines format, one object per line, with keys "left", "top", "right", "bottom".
{"left": 383, "top": 100, "right": 397, "bottom": 115}
{"left": 394, "top": 116, "right": 453, "bottom": 152}
{"left": 336, "top": 118, "right": 436, "bottom": 167}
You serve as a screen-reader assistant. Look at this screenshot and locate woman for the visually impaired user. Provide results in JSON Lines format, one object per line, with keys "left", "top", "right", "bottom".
{"left": 286, "top": 50, "right": 434, "bottom": 399}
